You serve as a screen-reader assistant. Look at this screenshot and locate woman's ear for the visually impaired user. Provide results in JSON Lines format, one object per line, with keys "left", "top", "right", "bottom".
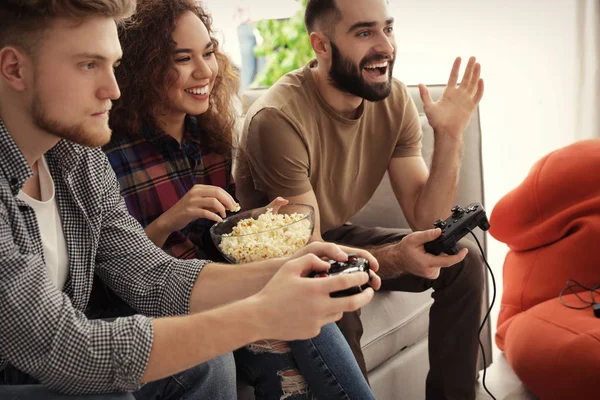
{"left": 0, "top": 47, "right": 28, "bottom": 92}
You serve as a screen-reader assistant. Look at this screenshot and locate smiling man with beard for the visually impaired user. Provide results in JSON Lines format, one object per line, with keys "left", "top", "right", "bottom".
{"left": 234, "top": 0, "right": 486, "bottom": 399}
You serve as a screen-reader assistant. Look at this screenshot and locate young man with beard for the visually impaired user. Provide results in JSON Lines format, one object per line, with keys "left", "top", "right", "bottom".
{"left": 234, "top": 0, "right": 486, "bottom": 398}
{"left": 0, "top": 1, "right": 380, "bottom": 398}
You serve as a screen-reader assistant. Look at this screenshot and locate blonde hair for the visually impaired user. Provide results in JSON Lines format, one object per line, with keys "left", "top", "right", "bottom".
{"left": 0, "top": 0, "right": 136, "bottom": 51}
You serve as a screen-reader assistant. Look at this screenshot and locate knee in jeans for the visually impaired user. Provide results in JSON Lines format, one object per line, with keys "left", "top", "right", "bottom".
{"left": 188, "top": 352, "right": 236, "bottom": 390}
{"left": 164, "top": 353, "right": 236, "bottom": 399}
{"left": 456, "top": 238, "right": 485, "bottom": 295}
{"left": 208, "top": 352, "right": 236, "bottom": 385}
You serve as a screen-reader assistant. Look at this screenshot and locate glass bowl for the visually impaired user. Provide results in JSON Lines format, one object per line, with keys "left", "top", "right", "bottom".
{"left": 210, "top": 203, "right": 315, "bottom": 264}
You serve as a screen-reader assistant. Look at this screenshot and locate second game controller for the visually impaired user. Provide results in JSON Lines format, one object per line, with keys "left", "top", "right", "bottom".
{"left": 424, "top": 202, "right": 490, "bottom": 255}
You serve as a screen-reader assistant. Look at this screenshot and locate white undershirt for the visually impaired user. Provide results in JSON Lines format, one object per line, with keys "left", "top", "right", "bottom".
{"left": 18, "top": 156, "right": 69, "bottom": 291}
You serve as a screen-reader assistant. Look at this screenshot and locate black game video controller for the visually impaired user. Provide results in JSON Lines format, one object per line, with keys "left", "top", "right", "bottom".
{"left": 309, "top": 254, "right": 371, "bottom": 298}
{"left": 424, "top": 203, "right": 490, "bottom": 255}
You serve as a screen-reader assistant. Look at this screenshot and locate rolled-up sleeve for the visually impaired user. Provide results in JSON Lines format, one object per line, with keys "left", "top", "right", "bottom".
{"left": 94, "top": 150, "right": 208, "bottom": 317}
{"left": 0, "top": 206, "right": 154, "bottom": 394}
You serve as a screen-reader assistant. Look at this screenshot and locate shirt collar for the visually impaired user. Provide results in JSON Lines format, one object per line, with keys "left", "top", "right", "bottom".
{"left": 0, "top": 119, "right": 84, "bottom": 195}
{"left": 185, "top": 116, "right": 205, "bottom": 146}
{"left": 141, "top": 115, "right": 204, "bottom": 149}
{"left": 47, "top": 139, "right": 85, "bottom": 174}
{"left": 0, "top": 119, "right": 32, "bottom": 195}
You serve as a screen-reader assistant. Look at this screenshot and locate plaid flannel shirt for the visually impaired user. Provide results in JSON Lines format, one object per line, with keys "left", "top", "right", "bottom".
{"left": 104, "top": 116, "right": 235, "bottom": 260}
{"left": 0, "top": 120, "right": 208, "bottom": 394}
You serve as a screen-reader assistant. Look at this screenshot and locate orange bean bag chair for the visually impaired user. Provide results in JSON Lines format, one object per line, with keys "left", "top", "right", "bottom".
{"left": 489, "top": 139, "right": 600, "bottom": 399}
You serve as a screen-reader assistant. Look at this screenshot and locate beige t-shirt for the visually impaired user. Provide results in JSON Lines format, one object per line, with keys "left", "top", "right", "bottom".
{"left": 234, "top": 62, "right": 423, "bottom": 233}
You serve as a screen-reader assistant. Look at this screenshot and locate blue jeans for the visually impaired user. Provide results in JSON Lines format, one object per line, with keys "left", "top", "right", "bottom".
{"left": 235, "top": 323, "right": 374, "bottom": 400}
{"left": 0, "top": 353, "right": 236, "bottom": 400}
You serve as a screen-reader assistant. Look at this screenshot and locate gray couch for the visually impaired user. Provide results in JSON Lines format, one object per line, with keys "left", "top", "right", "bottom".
{"left": 239, "top": 84, "right": 492, "bottom": 400}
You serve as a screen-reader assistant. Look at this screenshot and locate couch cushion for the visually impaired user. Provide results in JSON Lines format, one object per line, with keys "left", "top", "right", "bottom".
{"left": 360, "top": 290, "right": 433, "bottom": 371}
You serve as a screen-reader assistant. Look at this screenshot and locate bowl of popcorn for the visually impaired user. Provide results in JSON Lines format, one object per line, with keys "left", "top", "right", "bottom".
{"left": 210, "top": 203, "right": 315, "bottom": 264}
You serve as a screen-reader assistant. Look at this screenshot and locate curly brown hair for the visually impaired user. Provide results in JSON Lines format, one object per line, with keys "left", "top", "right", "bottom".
{"left": 110, "top": 0, "right": 239, "bottom": 155}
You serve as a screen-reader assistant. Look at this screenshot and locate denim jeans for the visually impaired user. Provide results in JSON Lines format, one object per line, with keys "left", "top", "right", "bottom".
{"left": 0, "top": 353, "right": 236, "bottom": 400}
{"left": 234, "top": 323, "right": 375, "bottom": 400}
{"left": 133, "top": 353, "right": 236, "bottom": 399}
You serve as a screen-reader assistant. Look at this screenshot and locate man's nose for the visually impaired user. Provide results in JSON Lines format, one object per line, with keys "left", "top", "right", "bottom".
{"left": 375, "top": 33, "right": 395, "bottom": 55}
{"left": 99, "top": 71, "right": 121, "bottom": 100}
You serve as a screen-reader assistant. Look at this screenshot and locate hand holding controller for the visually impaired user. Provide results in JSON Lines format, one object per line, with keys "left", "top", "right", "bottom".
{"left": 309, "top": 254, "right": 371, "bottom": 298}
{"left": 424, "top": 202, "right": 490, "bottom": 255}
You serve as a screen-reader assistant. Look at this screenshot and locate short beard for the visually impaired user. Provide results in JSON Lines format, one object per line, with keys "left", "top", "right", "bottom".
{"left": 328, "top": 40, "right": 394, "bottom": 102}
{"left": 31, "top": 89, "right": 112, "bottom": 148}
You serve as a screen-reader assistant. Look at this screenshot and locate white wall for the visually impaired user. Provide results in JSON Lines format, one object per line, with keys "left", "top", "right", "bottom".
{"left": 388, "top": 0, "right": 597, "bottom": 356}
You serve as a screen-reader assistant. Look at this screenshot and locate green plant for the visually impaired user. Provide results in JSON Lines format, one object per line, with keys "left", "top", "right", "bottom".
{"left": 252, "top": 0, "right": 313, "bottom": 87}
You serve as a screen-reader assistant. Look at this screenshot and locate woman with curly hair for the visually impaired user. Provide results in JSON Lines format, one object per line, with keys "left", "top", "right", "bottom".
{"left": 104, "top": 1, "right": 375, "bottom": 399}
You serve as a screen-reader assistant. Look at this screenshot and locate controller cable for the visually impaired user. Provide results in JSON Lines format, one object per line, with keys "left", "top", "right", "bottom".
{"left": 467, "top": 228, "right": 497, "bottom": 400}
{"left": 559, "top": 279, "right": 600, "bottom": 317}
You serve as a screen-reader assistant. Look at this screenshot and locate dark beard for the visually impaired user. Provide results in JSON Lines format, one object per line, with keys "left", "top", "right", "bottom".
{"left": 31, "top": 90, "right": 111, "bottom": 148}
{"left": 328, "top": 40, "right": 394, "bottom": 102}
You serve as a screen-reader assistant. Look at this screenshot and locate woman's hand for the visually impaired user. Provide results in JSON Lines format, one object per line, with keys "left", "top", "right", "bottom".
{"left": 145, "top": 184, "right": 238, "bottom": 247}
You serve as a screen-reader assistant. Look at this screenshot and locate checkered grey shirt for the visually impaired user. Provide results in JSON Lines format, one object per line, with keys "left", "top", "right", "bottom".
{"left": 0, "top": 120, "right": 208, "bottom": 394}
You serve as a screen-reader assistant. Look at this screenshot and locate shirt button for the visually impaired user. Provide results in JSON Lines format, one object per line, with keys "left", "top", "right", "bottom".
{"left": 10, "top": 178, "right": 18, "bottom": 186}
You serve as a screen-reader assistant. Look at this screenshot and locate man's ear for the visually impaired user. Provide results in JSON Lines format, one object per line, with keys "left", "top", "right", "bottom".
{"left": 309, "top": 32, "right": 331, "bottom": 60}
{"left": 0, "top": 47, "right": 28, "bottom": 92}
